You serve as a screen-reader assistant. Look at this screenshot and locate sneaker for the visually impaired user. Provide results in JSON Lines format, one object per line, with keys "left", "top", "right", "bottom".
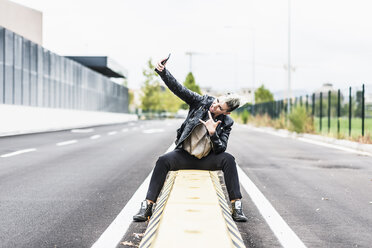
{"left": 231, "top": 200, "right": 248, "bottom": 222}
{"left": 133, "top": 200, "right": 154, "bottom": 222}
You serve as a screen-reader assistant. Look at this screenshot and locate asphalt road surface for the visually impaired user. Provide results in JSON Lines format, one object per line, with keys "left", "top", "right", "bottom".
{"left": 0, "top": 120, "right": 178, "bottom": 248}
{"left": 1, "top": 120, "right": 371, "bottom": 248}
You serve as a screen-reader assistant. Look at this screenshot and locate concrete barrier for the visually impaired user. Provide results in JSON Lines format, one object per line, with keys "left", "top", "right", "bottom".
{"left": 0, "top": 104, "right": 137, "bottom": 137}
{"left": 139, "top": 170, "right": 245, "bottom": 248}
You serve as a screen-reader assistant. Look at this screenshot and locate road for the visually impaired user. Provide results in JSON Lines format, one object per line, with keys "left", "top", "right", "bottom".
{"left": 1, "top": 120, "right": 371, "bottom": 247}
{"left": 230, "top": 125, "right": 372, "bottom": 248}
{"left": 0, "top": 120, "right": 178, "bottom": 248}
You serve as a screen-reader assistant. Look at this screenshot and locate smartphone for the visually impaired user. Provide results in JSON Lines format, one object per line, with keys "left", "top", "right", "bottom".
{"left": 161, "top": 53, "right": 171, "bottom": 65}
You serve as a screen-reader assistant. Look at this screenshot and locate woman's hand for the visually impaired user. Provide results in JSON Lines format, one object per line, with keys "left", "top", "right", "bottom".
{"left": 199, "top": 111, "right": 221, "bottom": 136}
{"left": 155, "top": 58, "right": 168, "bottom": 72}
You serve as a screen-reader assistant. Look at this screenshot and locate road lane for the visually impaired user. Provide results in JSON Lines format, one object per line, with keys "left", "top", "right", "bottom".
{"left": 0, "top": 121, "right": 138, "bottom": 154}
{"left": 0, "top": 119, "right": 181, "bottom": 248}
{"left": 2, "top": 119, "right": 371, "bottom": 248}
{"left": 228, "top": 124, "right": 372, "bottom": 248}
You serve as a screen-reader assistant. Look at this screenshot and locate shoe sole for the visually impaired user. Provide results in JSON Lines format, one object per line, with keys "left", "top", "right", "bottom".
{"left": 133, "top": 216, "right": 148, "bottom": 222}
{"left": 232, "top": 217, "right": 248, "bottom": 222}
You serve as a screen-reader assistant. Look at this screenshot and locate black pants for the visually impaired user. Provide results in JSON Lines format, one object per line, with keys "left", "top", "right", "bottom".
{"left": 146, "top": 148, "right": 242, "bottom": 202}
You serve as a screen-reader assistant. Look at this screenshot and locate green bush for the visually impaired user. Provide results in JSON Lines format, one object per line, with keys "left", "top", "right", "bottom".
{"left": 241, "top": 109, "right": 249, "bottom": 124}
{"left": 273, "top": 112, "right": 287, "bottom": 129}
{"left": 289, "top": 106, "right": 314, "bottom": 133}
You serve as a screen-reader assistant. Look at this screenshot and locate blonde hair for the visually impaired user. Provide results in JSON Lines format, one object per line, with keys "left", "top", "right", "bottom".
{"left": 223, "top": 93, "right": 241, "bottom": 112}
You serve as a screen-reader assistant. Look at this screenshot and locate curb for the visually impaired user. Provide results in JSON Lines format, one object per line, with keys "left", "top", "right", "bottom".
{"left": 0, "top": 104, "right": 138, "bottom": 137}
{"left": 240, "top": 124, "right": 372, "bottom": 156}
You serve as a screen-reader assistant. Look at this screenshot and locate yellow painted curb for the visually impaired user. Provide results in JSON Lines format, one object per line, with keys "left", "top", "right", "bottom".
{"left": 139, "top": 170, "right": 245, "bottom": 248}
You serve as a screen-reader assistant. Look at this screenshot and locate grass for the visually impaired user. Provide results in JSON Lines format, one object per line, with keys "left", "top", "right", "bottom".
{"left": 231, "top": 112, "right": 372, "bottom": 143}
{"left": 314, "top": 117, "right": 372, "bottom": 139}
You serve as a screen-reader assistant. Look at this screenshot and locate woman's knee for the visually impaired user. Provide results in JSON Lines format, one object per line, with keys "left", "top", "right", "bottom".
{"left": 155, "top": 155, "right": 170, "bottom": 170}
{"left": 223, "top": 152, "right": 235, "bottom": 163}
{"left": 156, "top": 151, "right": 178, "bottom": 170}
{"left": 220, "top": 152, "right": 236, "bottom": 170}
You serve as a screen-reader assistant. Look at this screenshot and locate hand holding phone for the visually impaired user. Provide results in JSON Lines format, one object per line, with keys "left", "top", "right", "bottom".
{"left": 155, "top": 53, "right": 171, "bottom": 73}
{"left": 161, "top": 53, "right": 171, "bottom": 65}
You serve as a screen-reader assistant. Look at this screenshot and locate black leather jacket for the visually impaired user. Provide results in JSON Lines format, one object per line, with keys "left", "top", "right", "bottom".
{"left": 156, "top": 68, "right": 234, "bottom": 154}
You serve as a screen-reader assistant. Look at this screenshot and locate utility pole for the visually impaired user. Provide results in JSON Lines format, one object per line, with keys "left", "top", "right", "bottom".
{"left": 251, "top": 29, "right": 256, "bottom": 108}
{"left": 287, "top": 0, "right": 292, "bottom": 114}
{"left": 185, "top": 51, "right": 201, "bottom": 73}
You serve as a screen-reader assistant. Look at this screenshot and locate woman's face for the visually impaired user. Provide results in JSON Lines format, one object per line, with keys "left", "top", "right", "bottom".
{"left": 209, "top": 97, "right": 230, "bottom": 117}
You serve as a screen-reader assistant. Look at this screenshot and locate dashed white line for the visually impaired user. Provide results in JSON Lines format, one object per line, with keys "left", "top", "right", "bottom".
{"left": 121, "top": 128, "right": 129, "bottom": 133}
{"left": 108, "top": 131, "right": 118, "bottom": 136}
{"left": 71, "top": 128, "right": 94, "bottom": 133}
{"left": 90, "top": 135, "right": 101, "bottom": 140}
{"left": 90, "top": 144, "right": 175, "bottom": 248}
{"left": 0, "top": 148, "right": 37, "bottom": 158}
{"left": 237, "top": 165, "right": 307, "bottom": 248}
{"left": 56, "top": 140, "right": 78, "bottom": 146}
{"left": 142, "top": 129, "right": 164, "bottom": 134}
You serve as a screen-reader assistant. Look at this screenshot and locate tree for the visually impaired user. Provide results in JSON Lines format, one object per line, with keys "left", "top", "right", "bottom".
{"left": 141, "top": 59, "right": 161, "bottom": 111}
{"left": 128, "top": 89, "right": 134, "bottom": 106}
{"left": 255, "top": 85, "right": 274, "bottom": 104}
{"left": 184, "top": 72, "right": 201, "bottom": 94}
{"left": 161, "top": 88, "right": 183, "bottom": 113}
{"left": 140, "top": 58, "right": 182, "bottom": 113}
{"left": 122, "top": 78, "right": 128, "bottom": 87}
{"left": 181, "top": 72, "right": 202, "bottom": 109}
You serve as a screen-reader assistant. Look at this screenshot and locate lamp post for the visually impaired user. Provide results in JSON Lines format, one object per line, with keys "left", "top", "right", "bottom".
{"left": 287, "top": 0, "right": 292, "bottom": 114}
{"left": 185, "top": 51, "right": 194, "bottom": 72}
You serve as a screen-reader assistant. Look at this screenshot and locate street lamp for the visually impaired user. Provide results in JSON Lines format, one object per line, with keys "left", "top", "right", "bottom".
{"left": 287, "top": 0, "right": 292, "bottom": 114}
{"left": 185, "top": 51, "right": 205, "bottom": 73}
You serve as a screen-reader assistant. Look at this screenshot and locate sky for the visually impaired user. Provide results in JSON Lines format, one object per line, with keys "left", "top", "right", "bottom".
{"left": 11, "top": 0, "right": 372, "bottom": 97}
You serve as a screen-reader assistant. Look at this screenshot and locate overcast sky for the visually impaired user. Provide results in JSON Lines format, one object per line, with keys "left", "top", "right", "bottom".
{"left": 12, "top": 0, "right": 372, "bottom": 96}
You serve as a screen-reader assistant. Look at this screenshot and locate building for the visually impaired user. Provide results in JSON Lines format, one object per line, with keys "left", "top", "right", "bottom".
{"left": 314, "top": 83, "right": 339, "bottom": 99}
{"left": 236, "top": 87, "right": 254, "bottom": 105}
{"left": 0, "top": 1, "right": 129, "bottom": 113}
{"left": 0, "top": 0, "right": 42, "bottom": 45}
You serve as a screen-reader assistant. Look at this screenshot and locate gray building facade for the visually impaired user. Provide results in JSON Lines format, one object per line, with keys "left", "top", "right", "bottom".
{"left": 0, "top": 26, "right": 129, "bottom": 113}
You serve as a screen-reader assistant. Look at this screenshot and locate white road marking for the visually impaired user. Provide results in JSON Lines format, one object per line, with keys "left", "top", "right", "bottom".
{"left": 1, "top": 148, "right": 36, "bottom": 158}
{"left": 90, "top": 135, "right": 101, "bottom": 140}
{"left": 245, "top": 125, "right": 372, "bottom": 157}
{"left": 142, "top": 129, "right": 164, "bottom": 134}
{"left": 245, "top": 126, "right": 289, "bottom": 138}
{"left": 108, "top": 131, "right": 117, "bottom": 136}
{"left": 92, "top": 139, "right": 306, "bottom": 248}
{"left": 71, "top": 128, "right": 94, "bottom": 133}
{"left": 237, "top": 165, "right": 307, "bottom": 248}
{"left": 56, "top": 140, "right": 78, "bottom": 146}
{"left": 297, "top": 137, "right": 372, "bottom": 157}
{"left": 121, "top": 128, "right": 129, "bottom": 132}
{"left": 90, "top": 144, "right": 175, "bottom": 248}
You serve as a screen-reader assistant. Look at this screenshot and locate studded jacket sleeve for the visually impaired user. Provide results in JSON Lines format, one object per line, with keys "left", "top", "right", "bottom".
{"left": 210, "top": 120, "right": 233, "bottom": 154}
{"left": 156, "top": 68, "right": 203, "bottom": 107}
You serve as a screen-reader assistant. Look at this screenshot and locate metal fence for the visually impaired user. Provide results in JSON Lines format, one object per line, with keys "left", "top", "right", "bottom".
{"left": 238, "top": 84, "right": 372, "bottom": 137}
{"left": 0, "top": 26, "right": 128, "bottom": 113}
